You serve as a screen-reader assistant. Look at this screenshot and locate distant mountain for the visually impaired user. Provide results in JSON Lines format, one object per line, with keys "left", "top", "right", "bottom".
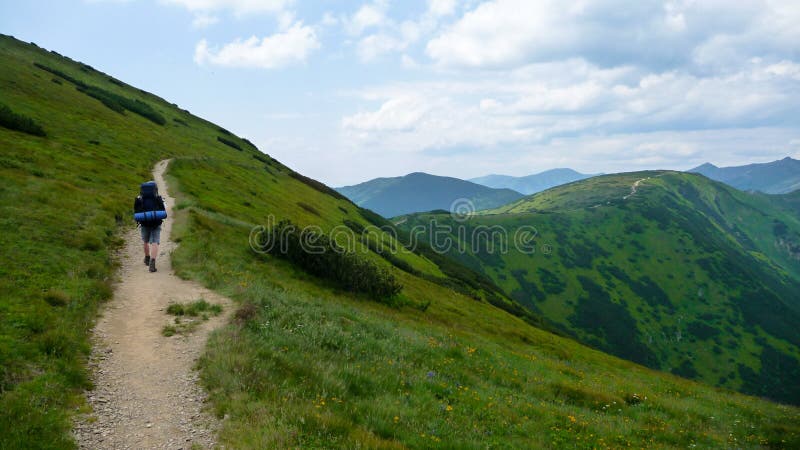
{"left": 399, "top": 171, "right": 800, "bottom": 405}
{"left": 336, "top": 172, "right": 524, "bottom": 218}
{"left": 469, "top": 168, "right": 596, "bottom": 195}
{"left": 689, "top": 157, "right": 800, "bottom": 194}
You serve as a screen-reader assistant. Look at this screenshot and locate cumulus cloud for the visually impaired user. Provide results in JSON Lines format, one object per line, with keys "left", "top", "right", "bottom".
{"left": 341, "top": 57, "right": 800, "bottom": 155}
{"left": 343, "top": 0, "right": 460, "bottom": 62}
{"left": 357, "top": 33, "right": 407, "bottom": 62}
{"left": 428, "top": 0, "right": 457, "bottom": 17}
{"left": 194, "top": 22, "right": 320, "bottom": 69}
{"left": 191, "top": 13, "right": 219, "bottom": 28}
{"left": 161, "top": 0, "right": 291, "bottom": 16}
{"left": 343, "top": 95, "right": 433, "bottom": 133}
{"left": 344, "top": 1, "right": 388, "bottom": 36}
{"left": 425, "top": 0, "right": 799, "bottom": 71}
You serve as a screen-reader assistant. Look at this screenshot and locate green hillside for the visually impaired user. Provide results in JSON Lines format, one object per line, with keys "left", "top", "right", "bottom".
{"left": 400, "top": 171, "right": 800, "bottom": 405}
{"left": 336, "top": 172, "right": 524, "bottom": 218}
{"left": 2, "top": 34, "right": 799, "bottom": 448}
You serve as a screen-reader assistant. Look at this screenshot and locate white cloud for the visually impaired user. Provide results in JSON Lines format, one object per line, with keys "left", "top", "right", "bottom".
{"left": 345, "top": 1, "right": 388, "bottom": 36}
{"left": 341, "top": 57, "right": 800, "bottom": 154}
{"left": 194, "top": 22, "right": 320, "bottom": 69}
{"left": 343, "top": 95, "right": 433, "bottom": 133}
{"left": 191, "top": 13, "right": 219, "bottom": 28}
{"left": 357, "top": 33, "right": 406, "bottom": 62}
{"left": 428, "top": 0, "right": 457, "bottom": 17}
{"left": 425, "top": 0, "right": 799, "bottom": 71}
{"left": 320, "top": 11, "right": 338, "bottom": 27}
{"left": 343, "top": 0, "right": 459, "bottom": 63}
{"left": 161, "top": 0, "right": 291, "bottom": 16}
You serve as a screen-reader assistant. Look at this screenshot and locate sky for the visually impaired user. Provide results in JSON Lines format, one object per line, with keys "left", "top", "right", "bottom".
{"left": 1, "top": 0, "right": 799, "bottom": 186}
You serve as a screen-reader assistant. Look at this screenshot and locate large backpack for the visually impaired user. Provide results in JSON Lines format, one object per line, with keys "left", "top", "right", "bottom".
{"left": 134, "top": 181, "right": 166, "bottom": 226}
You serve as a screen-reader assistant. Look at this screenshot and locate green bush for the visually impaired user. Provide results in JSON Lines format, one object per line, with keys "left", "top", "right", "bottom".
{"left": 216, "top": 136, "right": 242, "bottom": 151}
{"left": 296, "top": 201, "right": 320, "bottom": 216}
{"left": 77, "top": 85, "right": 166, "bottom": 125}
{"left": 289, "top": 171, "right": 348, "bottom": 201}
{"left": 33, "top": 62, "right": 165, "bottom": 125}
{"left": 0, "top": 102, "right": 46, "bottom": 136}
{"left": 257, "top": 220, "right": 402, "bottom": 301}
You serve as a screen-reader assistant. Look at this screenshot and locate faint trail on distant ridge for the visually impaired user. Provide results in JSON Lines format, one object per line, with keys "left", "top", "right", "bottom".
{"left": 624, "top": 177, "right": 649, "bottom": 200}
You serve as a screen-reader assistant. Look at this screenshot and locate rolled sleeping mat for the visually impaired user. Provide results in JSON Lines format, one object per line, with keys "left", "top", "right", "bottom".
{"left": 134, "top": 210, "right": 167, "bottom": 222}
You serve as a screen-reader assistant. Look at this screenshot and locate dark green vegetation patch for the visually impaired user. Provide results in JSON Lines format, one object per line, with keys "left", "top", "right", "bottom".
{"left": 0, "top": 101, "right": 45, "bottom": 136}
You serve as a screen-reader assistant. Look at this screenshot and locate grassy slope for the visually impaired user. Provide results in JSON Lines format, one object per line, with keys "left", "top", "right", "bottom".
{"left": 400, "top": 171, "right": 800, "bottom": 404}
{"left": 1, "top": 35, "right": 798, "bottom": 448}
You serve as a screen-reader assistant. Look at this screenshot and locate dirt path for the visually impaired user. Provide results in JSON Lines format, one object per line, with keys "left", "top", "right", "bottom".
{"left": 623, "top": 177, "right": 649, "bottom": 200}
{"left": 74, "top": 159, "right": 231, "bottom": 449}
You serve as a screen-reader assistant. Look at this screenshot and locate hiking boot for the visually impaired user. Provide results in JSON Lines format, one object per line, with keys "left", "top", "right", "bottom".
{"left": 144, "top": 255, "right": 150, "bottom": 266}
{"left": 149, "top": 258, "right": 157, "bottom": 273}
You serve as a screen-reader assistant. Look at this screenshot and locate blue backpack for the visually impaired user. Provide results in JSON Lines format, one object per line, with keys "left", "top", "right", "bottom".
{"left": 134, "top": 181, "right": 167, "bottom": 225}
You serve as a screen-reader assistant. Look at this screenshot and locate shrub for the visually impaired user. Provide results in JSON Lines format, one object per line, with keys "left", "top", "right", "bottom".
{"left": 342, "top": 219, "right": 365, "bottom": 234}
{"left": 537, "top": 267, "right": 566, "bottom": 295}
{"left": 257, "top": 220, "right": 402, "bottom": 301}
{"left": 0, "top": 102, "right": 46, "bottom": 137}
{"left": 33, "top": 62, "right": 165, "bottom": 125}
{"left": 252, "top": 152, "right": 270, "bottom": 164}
{"left": 217, "top": 136, "right": 242, "bottom": 151}
{"left": 234, "top": 302, "right": 258, "bottom": 325}
{"left": 297, "top": 201, "right": 320, "bottom": 216}
{"left": 551, "top": 381, "right": 623, "bottom": 410}
{"left": 77, "top": 85, "right": 166, "bottom": 125}
{"left": 289, "top": 171, "right": 348, "bottom": 201}
{"left": 43, "top": 290, "right": 70, "bottom": 307}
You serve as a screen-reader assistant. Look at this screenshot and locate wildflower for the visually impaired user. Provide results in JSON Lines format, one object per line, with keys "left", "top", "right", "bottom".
{"left": 445, "top": 405, "right": 453, "bottom": 412}
{"left": 568, "top": 415, "right": 577, "bottom": 423}
{"left": 393, "top": 416, "right": 399, "bottom": 423}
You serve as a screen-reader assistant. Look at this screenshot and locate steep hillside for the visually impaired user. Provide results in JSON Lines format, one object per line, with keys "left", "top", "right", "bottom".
{"left": 336, "top": 172, "right": 524, "bottom": 217}
{"left": 400, "top": 171, "right": 800, "bottom": 404}
{"left": 470, "top": 168, "right": 596, "bottom": 194}
{"left": 2, "top": 35, "right": 798, "bottom": 448}
{"left": 690, "top": 157, "right": 800, "bottom": 194}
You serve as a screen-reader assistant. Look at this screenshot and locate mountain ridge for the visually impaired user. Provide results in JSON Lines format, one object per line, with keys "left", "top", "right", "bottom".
{"left": 689, "top": 156, "right": 800, "bottom": 194}
{"left": 400, "top": 170, "right": 800, "bottom": 404}
{"left": 470, "top": 168, "right": 597, "bottom": 194}
{"left": 336, "top": 171, "right": 524, "bottom": 217}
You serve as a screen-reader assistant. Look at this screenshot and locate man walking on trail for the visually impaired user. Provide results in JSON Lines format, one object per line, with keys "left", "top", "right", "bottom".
{"left": 134, "top": 180, "right": 167, "bottom": 273}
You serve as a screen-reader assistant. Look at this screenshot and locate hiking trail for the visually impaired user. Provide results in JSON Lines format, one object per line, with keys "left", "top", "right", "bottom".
{"left": 73, "top": 159, "right": 231, "bottom": 449}
{"left": 623, "top": 177, "right": 649, "bottom": 200}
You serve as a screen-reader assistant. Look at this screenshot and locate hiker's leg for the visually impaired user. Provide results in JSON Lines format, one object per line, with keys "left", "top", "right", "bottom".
{"left": 141, "top": 227, "right": 150, "bottom": 256}
{"left": 150, "top": 226, "right": 161, "bottom": 260}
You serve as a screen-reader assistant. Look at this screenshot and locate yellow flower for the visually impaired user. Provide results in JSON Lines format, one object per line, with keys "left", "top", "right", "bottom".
{"left": 568, "top": 415, "right": 577, "bottom": 423}
{"left": 445, "top": 405, "right": 453, "bottom": 412}
{"left": 393, "top": 416, "right": 399, "bottom": 423}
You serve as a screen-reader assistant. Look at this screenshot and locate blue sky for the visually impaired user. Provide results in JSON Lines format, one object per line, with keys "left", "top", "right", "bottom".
{"left": 2, "top": 0, "right": 799, "bottom": 186}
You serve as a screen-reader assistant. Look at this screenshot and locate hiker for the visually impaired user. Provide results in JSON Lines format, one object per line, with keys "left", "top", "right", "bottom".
{"left": 133, "top": 181, "right": 167, "bottom": 272}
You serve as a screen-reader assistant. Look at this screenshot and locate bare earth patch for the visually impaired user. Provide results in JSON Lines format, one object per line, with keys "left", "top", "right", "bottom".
{"left": 73, "top": 160, "right": 231, "bottom": 449}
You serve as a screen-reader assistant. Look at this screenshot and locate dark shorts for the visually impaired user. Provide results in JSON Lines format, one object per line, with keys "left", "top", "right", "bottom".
{"left": 140, "top": 225, "right": 162, "bottom": 244}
